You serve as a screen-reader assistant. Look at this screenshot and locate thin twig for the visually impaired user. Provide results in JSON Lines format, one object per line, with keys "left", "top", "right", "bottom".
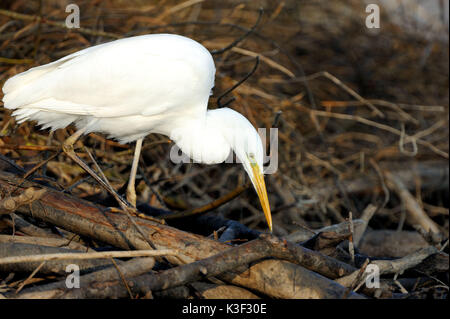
{"left": 211, "top": 7, "right": 263, "bottom": 55}
{"left": 15, "top": 261, "right": 46, "bottom": 294}
{"left": 348, "top": 211, "right": 355, "bottom": 266}
{"left": 0, "top": 249, "right": 178, "bottom": 265}
{"left": 217, "top": 56, "right": 260, "bottom": 108}
{"left": 110, "top": 258, "right": 133, "bottom": 299}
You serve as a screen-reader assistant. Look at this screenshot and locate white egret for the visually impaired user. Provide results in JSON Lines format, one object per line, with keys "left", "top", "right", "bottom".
{"left": 2, "top": 34, "right": 272, "bottom": 231}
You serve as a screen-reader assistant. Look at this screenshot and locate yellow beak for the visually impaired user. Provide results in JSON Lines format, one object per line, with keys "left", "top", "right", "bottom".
{"left": 250, "top": 161, "right": 272, "bottom": 232}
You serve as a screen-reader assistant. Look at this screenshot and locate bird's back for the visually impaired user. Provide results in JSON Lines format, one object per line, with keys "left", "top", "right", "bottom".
{"left": 2, "top": 34, "right": 215, "bottom": 137}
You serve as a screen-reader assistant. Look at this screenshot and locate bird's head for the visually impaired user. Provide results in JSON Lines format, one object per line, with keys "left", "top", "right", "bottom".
{"left": 206, "top": 108, "right": 272, "bottom": 232}
{"left": 171, "top": 107, "right": 272, "bottom": 231}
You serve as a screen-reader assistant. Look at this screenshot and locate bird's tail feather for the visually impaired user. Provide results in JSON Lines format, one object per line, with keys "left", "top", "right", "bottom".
{"left": 2, "top": 48, "right": 86, "bottom": 100}
{"left": 2, "top": 51, "right": 91, "bottom": 130}
{"left": 12, "top": 107, "right": 78, "bottom": 131}
{"left": 2, "top": 48, "right": 87, "bottom": 111}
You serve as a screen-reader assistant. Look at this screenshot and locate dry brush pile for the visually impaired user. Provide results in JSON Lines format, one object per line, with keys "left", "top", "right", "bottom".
{"left": 0, "top": 0, "right": 448, "bottom": 299}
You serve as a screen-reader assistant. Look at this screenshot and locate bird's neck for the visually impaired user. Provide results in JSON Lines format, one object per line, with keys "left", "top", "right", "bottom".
{"left": 169, "top": 109, "right": 232, "bottom": 164}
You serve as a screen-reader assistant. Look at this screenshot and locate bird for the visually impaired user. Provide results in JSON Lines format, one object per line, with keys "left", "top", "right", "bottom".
{"left": 2, "top": 33, "right": 272, "bottom": 231}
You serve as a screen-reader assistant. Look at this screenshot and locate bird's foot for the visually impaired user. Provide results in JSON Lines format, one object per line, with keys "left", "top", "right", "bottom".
{"left": 62, "top": 129, "right": 84, "bottom": 154}
{"left": 126, "top": 186, "right": 137, "bottom": 208}
{"left": 62, "top": 140, "right": 74, "bottom": 154}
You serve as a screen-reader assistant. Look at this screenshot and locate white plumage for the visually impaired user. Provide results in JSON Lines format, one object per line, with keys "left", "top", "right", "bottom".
{"left": 2, "top": 33, "right": 272, "bottom": 231}
{"left": 3, "top": 34, "right": 214, "bottom": 143}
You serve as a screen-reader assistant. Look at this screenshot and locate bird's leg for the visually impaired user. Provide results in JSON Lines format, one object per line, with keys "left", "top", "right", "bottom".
{"left": 62, "top": 128, "right": 129, "bottom": 208}
{"left": 126, "top": 138, "right": 143, "bottom": 208}
{"left": 63, "top": 132, "right": 162, "bottom": 251}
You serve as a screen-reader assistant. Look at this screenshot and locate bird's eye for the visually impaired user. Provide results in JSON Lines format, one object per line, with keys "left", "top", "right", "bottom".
{"left": 248, "top": 153, "right": 257, "bottom": 166}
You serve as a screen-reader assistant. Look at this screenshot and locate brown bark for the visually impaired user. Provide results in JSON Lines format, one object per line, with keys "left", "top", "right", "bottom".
{"left": 14, "top": 257, "right": 156, "bottom": 299}
{"left": 14, "top": 235, "right": 363, "bottom": 299}
{"left": 0, "top": 169, "right": 359, "bottom": 298}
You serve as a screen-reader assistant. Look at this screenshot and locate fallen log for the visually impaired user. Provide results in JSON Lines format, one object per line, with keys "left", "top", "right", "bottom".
{"left": 12, "top": 257, "right": 156, "bottom": 299}
{"left": 14, "top": 235, "right": 363, "bottom": 299}
{"left": 0, "top": 168, "right": 359, "bottom": 298}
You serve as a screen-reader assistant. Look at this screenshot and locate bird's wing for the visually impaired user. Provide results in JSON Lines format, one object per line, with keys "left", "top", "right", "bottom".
{"left": 3, "top": 35, "right": 215, "bottom": 118}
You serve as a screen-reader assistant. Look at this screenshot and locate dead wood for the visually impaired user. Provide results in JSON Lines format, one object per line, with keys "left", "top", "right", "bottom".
{"left": 0, "top": 187, "right": 47, "bottom": 214}
{"left": 0, "top": 234, "right": 92, "bottom": 252}
{"left": 220, "top": 259, "right": 363, "bottom": 299}
{"left": 315, "top": 161, "right": 448, "bottom": 198}
{"left": 0, "top": 243, "right": 115, "bottom": 275}
{"left": 372, "top": 246, "right": 441, "bottom": 275}
{"left": 0, "top": 247, "right": 174, "bottom": 265}
{"left": 190, "top": 282, "right": 260, "bottom": 299}
{"left": 285, "top": 219, "right": 365, "bottom": 243}
{"left": 14, "top": 234, "right": 362, "bottom": 299}
{"left": 0, "top": 169, "right": 359, "bottom": 298}
{"left": 337, "top": 246, "right": 441, "bottom": 288}
{"left": 384, "top": 171, "right": 442, "bottom": 235}
{"left": 153, "top": 282, "right": 261, "bottom": 299}
{"left": 302, "top": 231, "right": 352, "bottom": 256}
{"left": 335, "top": 246, "right": 446, "bottom": 298}
{"left": 1, "top": 213, "right": 60, "bottom": 238}
{"left": 354, "top": 204, "right": 378, "bottom": 247}
{"left": 412, "top": 252, "right": 449, "bottom": 275}
{"left": 128, "top": 235, "right": 361, "bottom": 298}
{"left": 11, "top": 257, "right": 155, "bottom": 299}
{"left": 358, "top": 230, "right": 430, "bottom": 258}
